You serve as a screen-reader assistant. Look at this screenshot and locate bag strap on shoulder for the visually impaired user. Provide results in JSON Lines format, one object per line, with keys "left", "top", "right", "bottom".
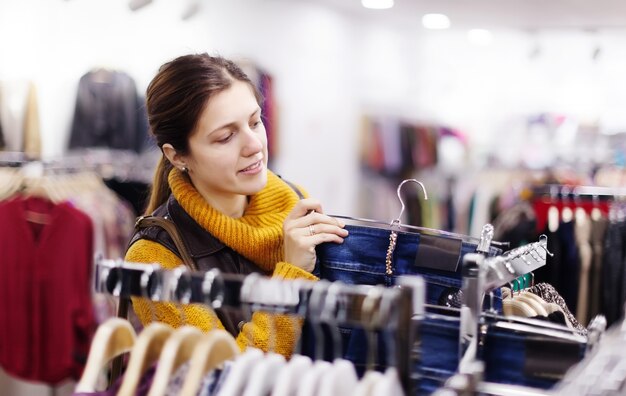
{"left": 134, "top": 215, "right": 198, "bottom": 271}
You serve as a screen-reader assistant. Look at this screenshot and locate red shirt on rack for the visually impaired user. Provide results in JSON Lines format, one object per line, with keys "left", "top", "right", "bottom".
{"left": 0, "top": 196, "right": 96, "bottom": 384}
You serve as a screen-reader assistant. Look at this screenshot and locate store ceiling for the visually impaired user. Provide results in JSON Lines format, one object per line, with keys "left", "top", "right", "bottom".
{"left": 304, "top": 0, "right": 626, "bottom": 30}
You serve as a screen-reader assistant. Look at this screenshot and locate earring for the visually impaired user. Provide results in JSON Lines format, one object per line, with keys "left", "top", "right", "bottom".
{"left": 181, "top": 166, "right": 188, "bottom": 173}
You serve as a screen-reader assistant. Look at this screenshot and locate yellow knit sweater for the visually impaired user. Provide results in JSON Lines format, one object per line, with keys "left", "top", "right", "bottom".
{"left": 125, "top": 169, "right": 318, "bottom": 356}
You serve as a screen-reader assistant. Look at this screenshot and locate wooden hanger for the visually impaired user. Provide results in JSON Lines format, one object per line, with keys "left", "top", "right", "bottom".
{"left": 146, "top": 325, "right": 203, "bottom": 396}
{"left": 179, "top": 329, "right": 240, "bottom": 396}
{"left": 75, "top": 318, "right": 137, "bottom": 392}
{"left": 116, "top": 322, "right": 174, "bottom": 396}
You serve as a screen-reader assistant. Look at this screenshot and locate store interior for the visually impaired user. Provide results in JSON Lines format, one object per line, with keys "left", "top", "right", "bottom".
{"left": 1, "top": 0, "right": 626, "bottom": 395}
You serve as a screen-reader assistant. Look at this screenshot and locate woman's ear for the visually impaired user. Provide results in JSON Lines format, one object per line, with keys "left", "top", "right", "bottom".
{"left": 162, "top": 143, "right": 188, "bottom": 171}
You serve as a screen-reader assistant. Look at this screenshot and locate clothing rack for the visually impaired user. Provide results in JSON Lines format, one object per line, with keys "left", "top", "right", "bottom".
{"left": 532, "top": 184, "right": 626, "bottom": 199}
{"left": 94, "top": 258, "right": 419, "bottom": 394}
{"left": 459, "top": 236, "right": 550, "bottom": 372}
{"left": 0, "top": 148, "right": 158, "bottom": 183}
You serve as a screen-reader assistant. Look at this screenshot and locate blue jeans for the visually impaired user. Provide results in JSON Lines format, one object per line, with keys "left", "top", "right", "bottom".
{"left": 305, "top": 225, "right": 502, "bottom": 379}
{"left": 315, "top": 225, "right": 502, "bottom": 306}
{"left": 412, "top": 316, "right": 585, "bottom": 395}
{"left": 479, "top": 325, "right": 585, "bottom": 390}
{"left": 413, "top": 315, "right": 461, "bottom": 395}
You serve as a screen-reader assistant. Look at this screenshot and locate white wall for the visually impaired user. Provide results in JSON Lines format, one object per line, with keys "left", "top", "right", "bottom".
{"left": 1, "top": 0, "right": 626, "bottom": 215}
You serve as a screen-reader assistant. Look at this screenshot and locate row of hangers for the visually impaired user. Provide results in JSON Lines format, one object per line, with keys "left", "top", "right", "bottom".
{"left": 533, "top": 184, "right": 626, "bottom": 231}
{"left": 501, "top": 275, "right": 567, "bottom": 320}
{"left": 88, "top": 259, "right": 418, "bottom": 395}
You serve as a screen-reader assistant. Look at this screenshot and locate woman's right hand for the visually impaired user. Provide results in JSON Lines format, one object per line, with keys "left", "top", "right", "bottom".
{"left": 283, "top": 198, "right": 348, "bottom": 272}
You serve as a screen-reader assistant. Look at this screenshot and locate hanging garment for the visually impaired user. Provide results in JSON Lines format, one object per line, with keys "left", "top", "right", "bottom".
{"left": 588, "top": 215, "right": 608, "bottom": 322}
{"left": 575, "top": 210, "right": 593, "bottom": 324}
{"left": 69, "top": 69, "right": 149, "bottom": 153}
{"left": 0, "top": 196, "right": 96, "bottom": 384}
{"left": 601, "top": 221, "right": 625, "bottom": 326}
{"left": 310, "top": 223, "right": 502, "bottom": 376}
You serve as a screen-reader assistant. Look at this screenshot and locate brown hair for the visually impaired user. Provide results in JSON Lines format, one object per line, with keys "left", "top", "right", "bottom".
{"left": 144, "top": 53, "right": 260, "bottom": 214}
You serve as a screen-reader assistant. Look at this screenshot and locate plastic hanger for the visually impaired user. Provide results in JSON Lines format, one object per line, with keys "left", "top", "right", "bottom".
{"left": 217, "top": 273, "right": 269, "bottom": 396}
{"left": 270, "top": 355, "right": 313, "bottom": 396}
{"left": 146, "top": 325, "right": 203, "bottom": 396}
{"left": 147, "top": 267, "right": 204, "bottom": 396}
{"left": 180, "top": 329, "right": 239, "bottom": 396}
{"left": 242, "top": 352, "right": 286, "bottom": 396}
{"left": 180, "top": 269, "right": 239, "bottom": 396}
{"left": 243, "top": 276, "right": 310, "bottom": 396}
{"left": 317, "top": 282, "right": 359, "bottom": 396}
{"left": 116, "top": 322, "right": 173, "bottom": 396}
{"left": 355, "top": 371, "right": 384, "bottom": 396}
{"left": 117, "top": 269, "right": 173, "bottom": 396}
{"left": 75, "top": 318, "right": 137, "bottom": 392}
{"left": 215, "top": 347, "right": 264, "bottom": 396}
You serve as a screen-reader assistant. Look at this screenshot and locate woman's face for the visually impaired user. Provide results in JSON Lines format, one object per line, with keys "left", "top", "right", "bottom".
{"left": 185, "top": 80, "right": 268, "bottom": 202}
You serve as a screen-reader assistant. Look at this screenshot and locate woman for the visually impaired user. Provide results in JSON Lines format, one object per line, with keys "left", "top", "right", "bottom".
{"left": 125, "top": 53, "right": 348, "bottom": 356}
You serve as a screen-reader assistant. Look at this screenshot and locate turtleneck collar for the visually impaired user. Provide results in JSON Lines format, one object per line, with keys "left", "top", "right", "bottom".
{"left": 168, "top": 168, "right": 300, "bottom": 271}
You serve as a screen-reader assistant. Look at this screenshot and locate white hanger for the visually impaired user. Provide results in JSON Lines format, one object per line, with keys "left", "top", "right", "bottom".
{"left": 242, "top": 352, "right": 286, "bottom": 396}
{"left": 271, "top": 355, "right": 313, "bottom": 396}
{"left": 215, "top": 347, "right": 265, "bottom": 396}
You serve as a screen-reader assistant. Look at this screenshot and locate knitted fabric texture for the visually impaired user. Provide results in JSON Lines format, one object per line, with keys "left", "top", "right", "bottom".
{"left": 126, "top": 169, "right": 317, "bottom": 356}
{"left": 169, "top": 168, "right": 300, "bottom": 271}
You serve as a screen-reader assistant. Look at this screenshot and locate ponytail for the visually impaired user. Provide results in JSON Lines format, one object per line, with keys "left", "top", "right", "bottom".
{"left": 144, "top": 155, "right": 173, "bottom": 215}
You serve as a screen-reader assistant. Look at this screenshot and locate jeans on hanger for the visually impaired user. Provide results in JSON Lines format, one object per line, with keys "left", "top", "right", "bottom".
{"left": 410, "top": 316, "right": 586, "bottom": 396}
{"left": 304, "top": 224, "right": 503, "bottom": 378}
{"left": 315, "top": 225, "right": 502, "bottom": 305}
{"left": 479, "top": 325, "right": 586, "bottom": 390}
{"left": 412, "top": 315, "right": 462, "bottom": 395}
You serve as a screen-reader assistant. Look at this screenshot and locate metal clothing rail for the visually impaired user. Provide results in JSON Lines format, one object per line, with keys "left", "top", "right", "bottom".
{"left": 532, "top": 184, "right": 626, "bottom": 199}
{"left": 459, "top": 236, "right": 550, "bottom": 372}
{"left": 94, "top": 258, "right": 419, "bottom": 394}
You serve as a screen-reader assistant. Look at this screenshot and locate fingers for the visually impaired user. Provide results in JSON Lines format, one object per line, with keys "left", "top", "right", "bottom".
{"left": 304, "top": 222, "right": 348, "bottom": 239}
{"left": 285, "top": 198, "right": 324, "bottom": 220}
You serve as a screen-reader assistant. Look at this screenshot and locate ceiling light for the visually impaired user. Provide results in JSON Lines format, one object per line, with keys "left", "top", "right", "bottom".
{"left": 422, "top": 13, "right": 451, "bottom": 30}
{"left": 467, "top": 29, "right": 493, "bottom": 46}
{"left": 361, "top": 0, "right": 394, "bottom": 10}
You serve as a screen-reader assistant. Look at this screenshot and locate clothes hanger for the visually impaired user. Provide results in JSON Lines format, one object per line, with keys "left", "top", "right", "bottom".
{"left": 560, "top": 186, "right": 574, "bottom": 223}
{"left": 77, "top": 264, "right": 138, "bottom": 393}
{"left": 547, "top": 185, "right": 560, "bottom": 232}
{"left": 180, "top": 330, "right": 239, "bottom": 396}
{"left": 316, "top": 282, "right": 359, "bottom": 396}
{"left": 147, "top": 268, "right": 204, "bottom": 396}
{"left": 216, "top": 273, "right": 269, "bottom": 396}
{"left": 512, "top": 276, "right": 548, "bottom": 317}
{"left": 355, "top": 287, "right": 386, "bottom": 394}
{"left": 117, "top": 268, "right": 174, "bottom": 396}
{"left": 180, "top": 269, "right": 239, "bottom": 396}
{"left": 271, "top": 279, "right": 314, "bottom": 396}
{"left": 330, "top": 178, "right": 508, "bottom": 248}
{"left": 270, "top": 355, "right": 313, "bottom": 396}
{"left": 516, "top": 273, "right": 551, "bottom": 317}
{"left": 240, "top": 274, "right": 290, "bottom": 396}
{"left": 146, "top": 325, "right": 203, "bottom": 396}
{"left": 293, "top": 281, "right": 335, "bottom": 396}
{"left": 75, "top": 317, "right": 137, "bottom": 392}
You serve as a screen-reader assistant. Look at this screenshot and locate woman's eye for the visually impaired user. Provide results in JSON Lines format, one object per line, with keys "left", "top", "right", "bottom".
{"left": 217, "top": 132, "right": 234, "bottom": 143}
{"left": 252, "top": 119, "right": 263, "bottom": 128}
